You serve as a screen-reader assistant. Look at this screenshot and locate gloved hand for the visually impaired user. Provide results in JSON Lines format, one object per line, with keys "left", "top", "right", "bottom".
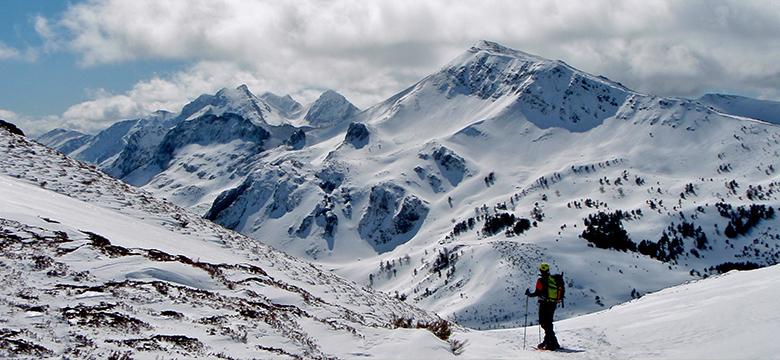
{"left": 524, "top": 288, "right": 531, "bottom": 296}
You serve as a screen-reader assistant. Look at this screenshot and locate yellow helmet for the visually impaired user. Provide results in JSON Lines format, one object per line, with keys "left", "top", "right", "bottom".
{"left": 539, "top": 263, "right": 550, "bottom": 272}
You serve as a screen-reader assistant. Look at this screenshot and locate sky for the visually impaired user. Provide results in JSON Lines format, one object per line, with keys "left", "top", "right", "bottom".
{"left": 1, "top": 0, "right": 779, "bottom": 136}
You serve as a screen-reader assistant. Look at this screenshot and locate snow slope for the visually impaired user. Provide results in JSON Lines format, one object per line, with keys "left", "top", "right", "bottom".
{"left": 700, "top": 93, "right": 780, "bottom": 125}
{"left": 37, "top": 40, "right": 780, "bottom": 331}
{"left": 0, "top": 128, "right": 450, "bottom": 359}
{"left": 457, "top": 264, "right": 780, "bottom": 359}
{"left": 553, "top": 265, "right": 780, "bottom": 359}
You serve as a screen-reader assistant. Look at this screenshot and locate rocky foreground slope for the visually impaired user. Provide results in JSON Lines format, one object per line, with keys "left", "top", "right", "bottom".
{"left": 0, "top": 128, "right": 451, "bottom": 359}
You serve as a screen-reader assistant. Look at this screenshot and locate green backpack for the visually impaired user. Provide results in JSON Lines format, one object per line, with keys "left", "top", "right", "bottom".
{"left": 546, "top": 273, "right": 566, "bottom": 306}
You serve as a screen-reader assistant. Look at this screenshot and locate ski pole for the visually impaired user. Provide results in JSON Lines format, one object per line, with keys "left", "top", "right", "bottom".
{"left": 523, "top": 294, "right": 528, "bottom": 349}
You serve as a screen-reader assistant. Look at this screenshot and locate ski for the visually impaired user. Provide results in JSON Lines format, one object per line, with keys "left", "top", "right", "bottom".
{"left": 532, "top": 347, "right": 584, "bottom": 353}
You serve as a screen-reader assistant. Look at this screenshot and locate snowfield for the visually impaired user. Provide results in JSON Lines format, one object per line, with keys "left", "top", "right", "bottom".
{"left": 458, "top": 263, "right": 780, "bottom": 359}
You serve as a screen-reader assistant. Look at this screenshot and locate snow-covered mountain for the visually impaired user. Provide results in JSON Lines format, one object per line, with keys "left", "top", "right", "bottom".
{"left": 37, "top": 110, "right": 175, "bottom": 169}
{"left": 4, "top": 123, "right": 778, "bottom": 358}
{"left": 1, "top": 126, "right": 454, "bottom": 359}
{"left": 304, "top": 89, "right": 360, "bottom": 128}
{"left": 38, "top": 40, "right": 780, "bottom": 331}
{"left": 36, "top": 128, "right": 90, "bottom": 153}
{"left": 699, "top": 93, "right": 780, "bottom": 125}
{"left": 259, "top": 91, "right": 304, "bottom": 117}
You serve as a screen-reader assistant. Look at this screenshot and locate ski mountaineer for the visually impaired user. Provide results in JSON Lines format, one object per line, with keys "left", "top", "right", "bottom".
{"left": 525, "top": 262, "right": 561, "bottom": 350}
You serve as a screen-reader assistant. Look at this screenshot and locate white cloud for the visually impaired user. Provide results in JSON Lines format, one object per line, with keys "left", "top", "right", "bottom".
{"left": 33, "top": 15, "right": 64, "bottom": 53}
{"left": 0, "top": 108, "right": 62, "bottom": 137}
{"left": 0, "top": 42, "right": 21, "bottom": 60}
{"left": 13, "top": 0, "right": 780, "bottom": 134}
{"left": 0, "top": 109, "right": 17, "bottom": 120}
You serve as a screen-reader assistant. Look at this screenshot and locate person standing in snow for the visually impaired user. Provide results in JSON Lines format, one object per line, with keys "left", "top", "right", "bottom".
{"left": 525, "top": 262, "right": 561, "bottom": 350}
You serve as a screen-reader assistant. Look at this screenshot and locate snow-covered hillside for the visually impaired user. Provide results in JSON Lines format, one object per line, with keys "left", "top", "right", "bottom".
{"left": 699, "top": 93, "right": 780, "bottom": 125}
{"left": 37, "top": 40, "right": 780, "bottom": 331}
{"left": 457, "top": 264, "right": 780, "bottom": 359}
{"left": 0, "top": 128, "right": 452, "bottom": 359}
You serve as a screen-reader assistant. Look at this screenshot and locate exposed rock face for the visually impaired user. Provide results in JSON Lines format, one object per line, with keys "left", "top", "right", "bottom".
{"left": 205, "top": 164, "right": 305, "bottom": 231}
{"left": 295, "top": 198, "right": 339, "bottom": 250}
{"left": 155, "top": 113, "right": 270, "bottom": 168}
{"left": 358, "top": 183, "right": 429, "bottom": 253}
{"left": 414, "top": 166, "right": 445, "bottom": 193}
{"left": 315, "top": 163, "right": 346, "bottom": 193}
{"left": 285, "top": 128, "right": 306, "bottom": 150}
{"left": 345, "top": 122, "right": 369, "bottom": 149}
{"left": 432, "top": 146, "right": 468, "bottom": 186}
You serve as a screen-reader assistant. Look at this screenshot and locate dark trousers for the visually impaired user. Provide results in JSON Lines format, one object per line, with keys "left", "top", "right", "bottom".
{"left": 538, "top": 301, "right": 558, "bottom": 346}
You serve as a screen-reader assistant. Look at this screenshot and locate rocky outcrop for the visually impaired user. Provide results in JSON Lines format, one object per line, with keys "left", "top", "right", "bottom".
{"left": 432, "top": 146, "right": 468, "bottom": 186}
{"left": 285, "top": 128, "right": 306, "bottom": 150}
{"left": 345, "top": 123, "right": 369, "bottom": 149}
{"left": 358, "top": 183, "right": 429, "bottom": 253}
{"left": 205, "top": 164, "right": 305, "bottom": 231}
{"left": 0, "top": 120, "right": 24, "bottom": 136}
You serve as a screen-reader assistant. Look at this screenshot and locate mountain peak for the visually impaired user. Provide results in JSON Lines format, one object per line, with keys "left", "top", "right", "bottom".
{"left": 368, "top": 41, "right": 635, "bottom": 133}
{"left": 259, "top": 92, "right": 303, "bottom": 118}
{"left": 147, "top": 109, "right": 175, "bottom": 122}
{"left": 235, "top": 84, "right": 255, "bottom": 98}
{"left": 470, "top": 40, "right": 513, "bottom": 53}
{"left": 214, "top": 84, "right": 256, "bottom": 100}
{"left": 177, "top": 85, "right": 268, "bottom": 125}
{"left": 468, "top": 40, "right": 546, "bottom": 62}
{"left": 304, "top": 89, "right": 359, "bottom": 127}
{"left": 318, "top": 89, "right": 346, "bottom": 101}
